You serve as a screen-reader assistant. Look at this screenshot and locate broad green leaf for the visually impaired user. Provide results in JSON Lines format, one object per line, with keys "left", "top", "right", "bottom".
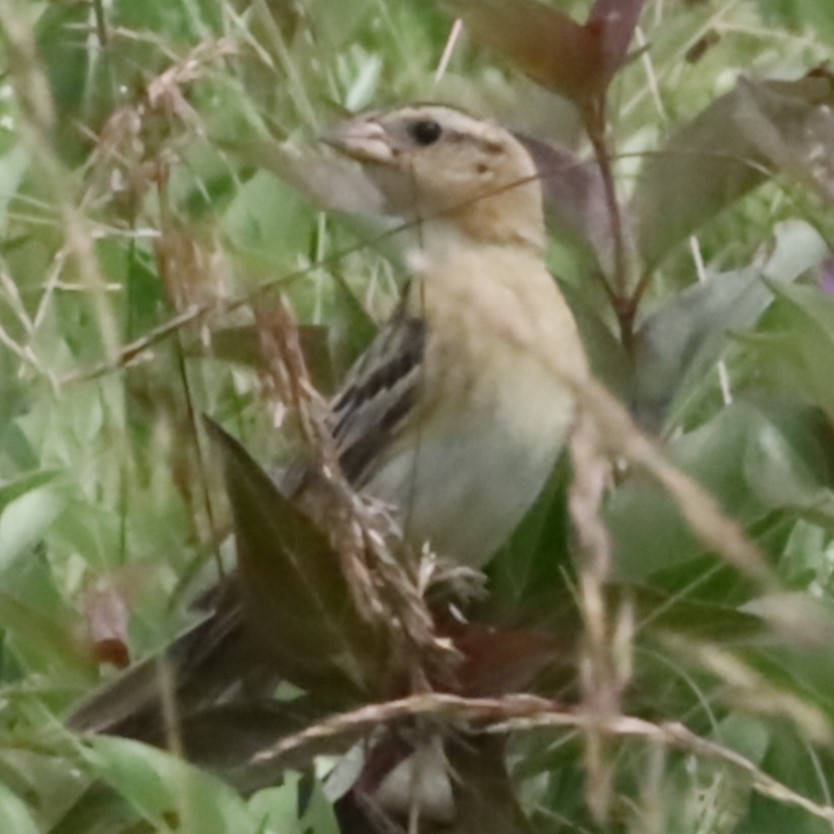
{"left": 0, "top": 470, "right": 61, "bottom": 516}
{"left": 47, "top": 781, "right": 143, "bottom": 834}
{"left": 0, "top": 145, "right": 30, "bottom": 236}
{"left": 0, "top": 749, "right": 88, "bottom": 833}
{"left": 486, "top": 459, "right": 573, "bottom": 616}
{"left": 633, "top": 587, "right": 766, "bottom": 652}
{"left": 634, "top": 268, "right": 765, "bottom": 428}
{"left": 327, "top": 272, "right": 378, "bottom": 381}
{"left": 608, "top": 402, "right": 834, "bottom": 581}
{"left": 635, "top": 72, "right": 834, "bottom": 267}
{"left": 249, "top": 771, "right": 339, "bottom": 834}
{"left": 745, "top": 282, "right": 834, "bottom": 421}
{"left": 0, "top": 590, "right": 93, "bottom": 682}
{"left": 561, "top": 283, "right": 632, "bottom": 403}
{"left": 84, "top": 736, "right": 259, "bottom": 834}
{"left": 221, "top": 170, "right": 314, "bottom": 258}
{"left": 34, "top": 4, "right": 89, "bottom": 123}
{"left": 733, "top": 726, "right": 833, "bottom": 834}
{"left": 755, "top": 0, "right": 834, "bottom": 43}
{"left": 0, "top": 487, "right": 66, "bottom": 571}
{"left": 735, "top": 75, "right": 834, "bottom": 203}
{"left": 633, "top": 221, "right": 827, "bottom": 429}
{"left": 0, "top": 780, "right": 39, "bottom": 834}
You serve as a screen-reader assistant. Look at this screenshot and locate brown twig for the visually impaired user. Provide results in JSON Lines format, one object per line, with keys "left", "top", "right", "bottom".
{"left": 581, "top": 96, "right": 636, "bottom": 355}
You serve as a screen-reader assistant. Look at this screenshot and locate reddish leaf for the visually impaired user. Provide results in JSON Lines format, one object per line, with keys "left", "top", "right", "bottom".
{"left": 449, "top": 621, "right": 572, "bottom": 697}
{"left": 442, "top": 0, "right": 606, "bottom": 103}
{"left": 821, "top": 257, "right": 834, "bottom": 294}
{"left": 589, "top": 0, "right": 645, "bottom": 78}
{"left": 517, "top": 134, "right": 614, "bottom": 269}
{"left": 442, "top": 0, "right": 642, "bottom": 104}
{"left": 205, "top": 418, "right": 385, "bottom": 695}
{"left": 84, "top": 585, "right": 131, "bottom": 669}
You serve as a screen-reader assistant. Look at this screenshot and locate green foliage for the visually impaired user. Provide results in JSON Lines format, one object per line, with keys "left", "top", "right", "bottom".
{"left": 2, "top": 1, "right": 834, "bottom": 833}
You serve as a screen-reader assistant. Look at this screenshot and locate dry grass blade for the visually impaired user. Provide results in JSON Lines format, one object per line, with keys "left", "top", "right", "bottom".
{"left": 253, "top": 691, "right": 834, "bottom": 827}
{"left": 83, "top": 38, "right": 238, "bottom": 216}
{"left": 569, "top": 415, "right": 632, "bottom": 821}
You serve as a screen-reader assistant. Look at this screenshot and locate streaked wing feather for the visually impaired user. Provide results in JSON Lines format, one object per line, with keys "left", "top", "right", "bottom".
{"left": 330, "top": 303, "right": 426, "bottom": 486}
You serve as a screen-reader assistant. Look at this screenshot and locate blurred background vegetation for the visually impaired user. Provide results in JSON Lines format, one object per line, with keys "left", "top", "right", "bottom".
{"left": 2, "top": 0, "right": 834, "bottom": 832}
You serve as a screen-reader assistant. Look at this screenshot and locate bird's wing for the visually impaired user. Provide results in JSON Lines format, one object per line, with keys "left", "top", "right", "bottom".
{"left": 329, "top": 300, "right": 427, "bottom": 487}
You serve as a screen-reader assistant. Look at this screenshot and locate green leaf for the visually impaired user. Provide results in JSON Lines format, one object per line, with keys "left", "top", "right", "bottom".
{"left": 0, "top": 749, "right": 88, "bottom": 834}
{"left": 0, "top": 470, "right": 61, "bottom": 517}
{"left": 34, "top": 4, "right": 90, "bottom": 123}
{"left": 486, "top": 459, "right": 573, "bottom": 618}
{"left": 0, "top": 145, "right": 30, "bottom": 237}
{"left": 0, "top": 780, "right": 40, "bottom": 834}
{"left": 0, "top": 487, "right": 66, "bottom": 571}
{"left": 0, "top": 590, "right": 93, "bottom": 683}
{"left": 561, "top": 283, "right": 632, "bottom": 403}
{"left": 634, "top": 268, "right": 764, "bottom": 428}
{"left": 608, "top": 402, "right": 833, "bottom": 581}
{"left": 327, "top": 272, "right": 378, "bottom": 381}
{"left": 249, "top": 771, "right": 339, "bottom": 834}
{"left": 634, "top": 72, "right": 834, "bottom": 267}
{"left": 734, "top": 74, "right": 834, "bottom": 202}
{"left": 47, "top": 781, "right": 141, "bottom": 834}
{"left": 755, "top": 0, "right": 834, "bottom": 43}
{"left": 733, "top": 726, "right": 832, "bottom": 834}
{"left": 745, "top": 282, "right": 834, "bottom": 421}
{"left": 221, "top": 170, "right": 313, "bottom": 257}
{"left": 633, "top": 221, "right": 827, "bottom": 429}
{"left": 83, "top": 736, "right": 260, "bottom": 834}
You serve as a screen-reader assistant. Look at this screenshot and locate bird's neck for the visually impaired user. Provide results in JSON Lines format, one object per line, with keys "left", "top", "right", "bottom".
{"left": 403, "top": 220, "right": 554, "bottom": 312}
{"left": 407, "top": 176, "right": 547, "bottom": 255}
{"left": 410, "top": 213, "right": 545, "bottom": 265}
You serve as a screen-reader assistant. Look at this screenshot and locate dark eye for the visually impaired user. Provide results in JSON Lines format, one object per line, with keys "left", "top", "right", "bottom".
{"left": 408, "top": 119, "right": 442, "bottom": 146}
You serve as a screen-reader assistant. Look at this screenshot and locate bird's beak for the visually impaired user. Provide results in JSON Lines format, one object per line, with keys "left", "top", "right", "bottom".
{"left": 322, "top": 117, "right": 396, "bottom": 164}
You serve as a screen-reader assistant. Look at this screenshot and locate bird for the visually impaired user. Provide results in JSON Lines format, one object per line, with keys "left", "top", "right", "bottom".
{"left": 67, "top": 104, "right": 587, "bottom": 764}
{"left": 316, "top": 104, "right": 587, "bottom": 567}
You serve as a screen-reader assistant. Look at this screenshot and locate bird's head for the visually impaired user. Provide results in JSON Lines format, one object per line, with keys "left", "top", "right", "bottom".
{"left": 326, "top": 105, "right": 545, "bottom": 251}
